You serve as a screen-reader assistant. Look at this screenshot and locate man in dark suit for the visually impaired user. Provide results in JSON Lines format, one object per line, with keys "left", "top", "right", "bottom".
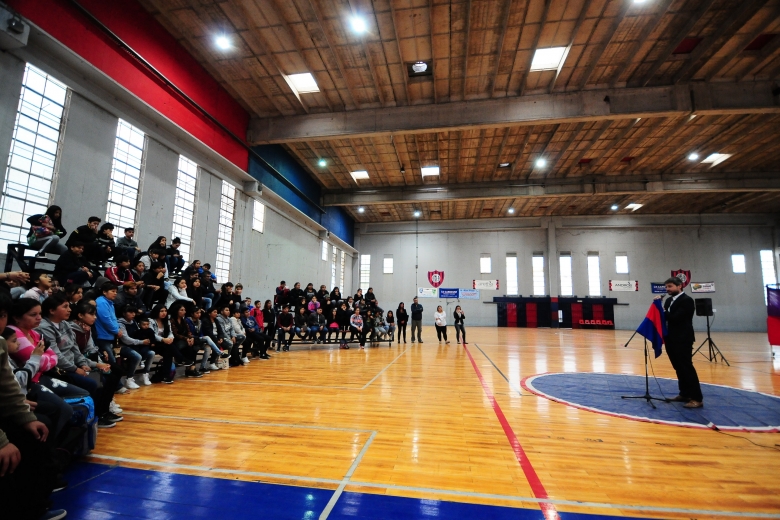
{"left": 656, "top": 277, "right": 703, "bottom": 408}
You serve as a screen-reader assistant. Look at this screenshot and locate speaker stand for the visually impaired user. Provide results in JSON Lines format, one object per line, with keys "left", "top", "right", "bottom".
{"left": 692, "top": 315, "right": 730, "bottom": 366}
{"left": 621, "top": 338, "right": 667, "bottom": 409}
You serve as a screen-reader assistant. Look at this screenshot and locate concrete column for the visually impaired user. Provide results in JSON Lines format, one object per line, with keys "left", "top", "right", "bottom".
{"left": 0, "top": 53, "right": 25, "bottom": 192}
{"left": 547, "top": 218, "right": 559, "bottom": 296}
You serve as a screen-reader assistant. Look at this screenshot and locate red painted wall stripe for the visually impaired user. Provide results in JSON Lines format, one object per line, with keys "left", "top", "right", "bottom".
{"left": 463, "top": 345, "right": 559, "bottom": 520}
{"left": 9, "top": 0, "right": 250, "bottom": 170}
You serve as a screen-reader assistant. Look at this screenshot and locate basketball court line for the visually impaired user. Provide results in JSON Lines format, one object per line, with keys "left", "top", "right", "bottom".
{"left": 461, "top": 344, "right": 559, "bottom": 520}
{"left": 472, "top": 343, "right": 526, "bottom": 396}
{"left": 361, "top": 347, "right": 409, "bottom": 389}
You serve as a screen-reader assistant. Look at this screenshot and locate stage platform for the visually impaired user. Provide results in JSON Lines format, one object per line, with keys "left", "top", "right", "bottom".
{"left": 54, "top": 327, "right": 780, "bottom": 519}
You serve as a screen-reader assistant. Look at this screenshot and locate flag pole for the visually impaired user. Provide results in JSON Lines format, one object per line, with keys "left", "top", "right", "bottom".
{"left": 621, "top": 303, "right": 668, "bottom": 408}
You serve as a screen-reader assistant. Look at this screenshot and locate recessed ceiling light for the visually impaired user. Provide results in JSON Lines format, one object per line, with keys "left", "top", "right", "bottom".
{"left": 687, "top": 153, "right": 699, "bottom": 161}
{"left": 357, "top": 206, "right": 365, "bottom": 213}
{"left": 507, "top": 208, "right": 515, "bottom": 214}
{"left": 287, "top": 73, "right": 319, "bottom": 94}
{"left": 625, "top": 203, "right": 643, "bottom": 212}
{"left": 350, "top": 16, "right": 367, "bottom": 34}
{"left": 318, "top": 158, "right": 327, "bottom": 167}
{"left": 413, "top": 210, "right": 422, "bottom": 218}
{"left": 421, "top": 166, "right": 440, "bottom": 177}
{"left": 412, "top": 62, "right": 427, "bottom": 73}
{"left": 350, "top": 170, "right": 369, "bottom": 181}
{"left": 530, "top": 47, "right": 567, "bottom": 71}
{"left": 701, "top": 153, "right": 732, "bottom": 167}
{"left": 535, "top": 158, "right": 547, "bottom": 168}
{"left": 499, "top": 162, "right": 510, "bottom": 168}
{"left": 610, "top": 204, "right": 619, "bottom": 211}
{"left": 215, "top": 36, "right": 231, "bottom": 50}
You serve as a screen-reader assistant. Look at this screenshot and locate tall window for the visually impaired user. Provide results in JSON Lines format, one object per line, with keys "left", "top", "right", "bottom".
{"left": 532, "top": 253, "right": 545, "bottom": 296}
{"left": 106, "top": 119, "right": 146, "bottom": 229}
{"left": 322, "top": 240, "right": 328, "bottom": 261}
{"left": 0, "top": 64, "right": 68, "bottom": 249}
{"left": 559, "top": 253, "right": 573, "bottom": 296}
{"left": 340, "top": 251, "right": 346, "bottom": 291}
{"left": 731, "top": 254, "right": 746, "bottom": 274}
{"left": 760, "top": 250, "right": 777, "bottom": 305}
{"left": 331, "top": 245, "right": 337, "bottom": 289}
{"left": 172, "top": 155, "right": 198, "bottom": 261}
{"left": 360, "top": 254, "right": 370, "bottom": 292}
{"left": 215, "top": 180, "right": 235, "bottom": 282}
{"left": 252, "top": 200, "right": 265, "bottom": 233}
{"left": 588, "top": 253, "right": 601, "bottom": 296}
{"left": 506, "top": 254, "right": 518, "bottom": 295}
{"left": 383, "top": 255, "right": 394, "bottom": 274}
{"left": 615, "top": 253, "right": 629, "bottom": 274}
{"left": 480, "top": 254, "right": 492, "bottom": 274}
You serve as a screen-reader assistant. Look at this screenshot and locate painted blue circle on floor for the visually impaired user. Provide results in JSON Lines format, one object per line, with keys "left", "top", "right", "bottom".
{"left": 522, "top": 373, "right": 780, "bottom": 432}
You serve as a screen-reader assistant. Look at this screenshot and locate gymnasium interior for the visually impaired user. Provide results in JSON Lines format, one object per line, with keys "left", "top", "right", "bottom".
{"left": 0, "top": 0, "right": 779, "bottom": 519}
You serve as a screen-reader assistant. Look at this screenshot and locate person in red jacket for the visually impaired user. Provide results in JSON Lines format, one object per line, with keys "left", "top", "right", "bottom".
{"left": 105, "top": 255, "right": 135, "bottom": 286}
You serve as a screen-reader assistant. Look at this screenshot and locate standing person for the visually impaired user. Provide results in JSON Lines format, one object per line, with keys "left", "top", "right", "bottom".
{"left": 276, "top": 305, "right": 294, "bottom": 352}
{"left": 410, "top": 297, "right": 424, "bottom": 343}
{"left": 657, "top": 277, "right": 703, "bottom": 408}
{"left": 115, "top": 227, "right": 141, "bottom": 260}
{"left": 336, "top": 302, "right": 351, "bottom": 348}
{"left": 26, "top": 205, "right": 67, "bottom": 256}
{"left": 453, "top": 305, "right": 467, "bottom": 344}
{"left": 396, "top": 303, "right": 408, "bottom": 344}
{"left": 434, "top": 306, "right": 449, "bottom": 344}
{"left": 350, "top": 306, "right": 367, "bottom": 350}
{"left": 261, "top": 300, "right": 276, "bottom": 352}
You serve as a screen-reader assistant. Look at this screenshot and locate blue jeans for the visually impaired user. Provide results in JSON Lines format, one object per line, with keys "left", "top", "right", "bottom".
{"left": 198, "top": 336, "right": 220, "bottom": 368}
{"left": 277, "top": 328, "right": 292, "bottom": 348}
{"left": 201, "top": 297, "right": 212, "bottom": 310}
{"left": 96, "top": 339, "right": 141, "bottom": 378}
{"left": 129, "top": 345, "right": 155, "bottom": 374}
{"left": 307, "top": 325, "right": 325, "bottom": 341}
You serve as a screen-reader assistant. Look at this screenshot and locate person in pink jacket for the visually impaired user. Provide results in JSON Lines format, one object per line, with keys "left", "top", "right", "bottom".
{"left": 7, "top": 298, "right": 57, "bottom": 383}
{"left": 307, "top": 296, "right": 321, "bottom": 313}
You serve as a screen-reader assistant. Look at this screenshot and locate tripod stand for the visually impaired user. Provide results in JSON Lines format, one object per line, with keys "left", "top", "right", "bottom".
{"left": 621, "top": 333, "right": 667, "bottom": 409}
{"left": 692, "top": 315, "right": 730, "bottom": 365}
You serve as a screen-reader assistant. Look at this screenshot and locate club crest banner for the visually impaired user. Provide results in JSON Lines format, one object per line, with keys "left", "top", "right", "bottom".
{"left": 428, "top": 270, "right": 444, "bottom": 288}
{"left": 671, "top": 269, "right": 691, "bottom": 288}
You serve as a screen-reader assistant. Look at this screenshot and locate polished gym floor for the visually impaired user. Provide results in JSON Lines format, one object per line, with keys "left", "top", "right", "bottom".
{"left": 55, "top": 327, "right": 780, "bottom": 519}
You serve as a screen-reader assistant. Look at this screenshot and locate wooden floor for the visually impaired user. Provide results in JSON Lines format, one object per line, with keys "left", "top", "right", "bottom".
{"left": 94, "top": 327, "right": 780, "bottom": 519}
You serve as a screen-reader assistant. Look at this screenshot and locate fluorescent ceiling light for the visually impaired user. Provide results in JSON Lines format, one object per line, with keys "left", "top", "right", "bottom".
{"left": 215, "top": 36, "right": 231, "bottom": 50}
{"left": 535, "top": 158, "right": 547, "bottom": 168}
{"left": 701, "top": 153, "right": 732, "bottom": 167}
{"left": 499, "top": 162, "right": 510, "bottom": 168}
{"left": 350, "top": 16, "right": 367, "bottom": 33}
{"left": 625, "top": 203, "right": 643, "bottom": 212}
{"left": 350, "top": 170, "right": 369, "bottom": 181}
{"left": 687, "top": 153, "right": 699, "bottom": 161}
{"left": 421, "top": 166, "right": 440, "bottom": 177}
{"left": 507, "top": 208, "right": 515, "bottom": 214}
{"left": 357, "top": 206, "right": 365, "bottom": 213}
{"left": 530, "top": 47, "right": 567, "bottom": 71}
{"left": 287, "top": 73, "right": 319, "bottom": 94}
{"left": 611, "top": 204, "right": 619, "bottom": 211}
{"left": 413, "top": 210, "right": 422, "bottom": 218}
{"left": 318, "top": 158, "right": 327, "bottom": 167}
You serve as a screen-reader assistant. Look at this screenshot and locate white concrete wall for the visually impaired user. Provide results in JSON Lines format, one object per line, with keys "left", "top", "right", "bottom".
{"left": 0, "top": 52, "right": 26, "bottom": 192}
{"left": 355, "top": 217, "right": 778, "bottom": 332}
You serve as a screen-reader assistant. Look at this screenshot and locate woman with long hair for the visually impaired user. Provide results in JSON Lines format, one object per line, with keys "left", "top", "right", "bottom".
{"left": 169, "top": 302, "right": 204, "bottom": 377}
{"left": 396, "top": 303, "right": 408, "bottom": 344}
{"left": 149, "top": 304, "right": 194, "bottom": 383}
{"left": 434, "top": 305, "right": 449, "bottom": 344}
{"left": 453, "top": 305, "right": 467, "bottom": 344}
{"left": 26, "top": 205, "right": 68, "bottom": 255}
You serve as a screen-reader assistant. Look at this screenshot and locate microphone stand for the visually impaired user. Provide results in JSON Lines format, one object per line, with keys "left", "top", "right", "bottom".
{"left": 621, "top": 334, "right": 667, "bottom": 409}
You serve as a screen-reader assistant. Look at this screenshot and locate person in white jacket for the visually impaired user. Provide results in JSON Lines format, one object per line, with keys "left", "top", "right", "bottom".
{"left": 434, "top": 306, "right": 450, "bottom": 344}
{"left": 165, "top": 277, "right": 195, "bottom": 310}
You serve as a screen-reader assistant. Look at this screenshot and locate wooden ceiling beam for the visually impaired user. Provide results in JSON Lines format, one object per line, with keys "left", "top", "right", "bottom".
{"left": 518, "top": 0, "right": 551, "bottom": 97}
{"left": 629, "top": 0, "right": 716, "bottom": 87}
{"left": 586, "top": 118, "right": 641, "bottom": 170}
{"left": 607, "top": 0, "right": 674, "bottom": 88}
{"left": 462, "top": 0, "right": 473, "bottom": 101}
{"left": 737, "top": 34, "right": 780, "bottom": 80}
{"left": 304, "top": 141, "right": 352, "bottom": 189}
{"left": 673, "top": 0, "right": 767, "bottom": 84}
{"left": 347, "top": 0, "right": 387, "bottom": 106}
{"left": 547, "top": 122, "right": 586, "bottom": 173}
{"left": 578, "top": 0, "right": 632, "bottom": 89}
{"left": 525, "top": 123, "right": 561, "bottom": 181}
{"left": 427, "top": 0, "right": 438, "bottom": 103}
{"left": 565, "top": 120, "right": 612, "bottom": 176}
{"left": 548, "top": 0, "right": 588, "bottom": 94}
{"left": 388, "top": 0, "right": 410, "bottom": 106}
{"left": 632, "top": 115, "right": 697, "bottom": 170}
{"left": 509, "top": 128, "right": 533, "bottom": 180}
{"left": 490, "top": 0, "right": 515, "bottom": 97}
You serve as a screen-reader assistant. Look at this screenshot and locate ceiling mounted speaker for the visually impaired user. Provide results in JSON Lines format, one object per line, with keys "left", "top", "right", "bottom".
{"left": 242, "top": 180, "right": 261, "bottom": 197}
{"left": 319, "top": 230, "right": 330, "bottom": 240}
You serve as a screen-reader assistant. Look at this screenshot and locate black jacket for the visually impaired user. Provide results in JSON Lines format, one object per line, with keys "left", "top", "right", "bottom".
{"left": 316, "top": 289, "right": 330, "bottom": 302}
{"left": 261, "top": 308, "right": 276, "bottom": 328}
{"left": 396, "top": 308, "right": 409, "bottom": 325}
{"left": 66, "top": 224, "right": 98, "bottom": 247}
{"left": 411, "top": 303, "right": 424, "bottom": 321}
{"left": 277, "top": 312, "right": 294, "bottom": 328}
{"left": 664, "top": 293, "right": 696, "bottom": 345}
{"left": 308, "top": 313, "right": 327, "bottom": 327}
{"left": 54, "top": 250, "right": 89, "bottom": 278}
{"left": 453, "top": 311, "right": 465, "bottom": 325}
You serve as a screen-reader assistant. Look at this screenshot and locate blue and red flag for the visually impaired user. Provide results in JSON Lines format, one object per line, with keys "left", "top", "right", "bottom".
{"left": 635, "top": 300, "right": 667, "bottom": 357}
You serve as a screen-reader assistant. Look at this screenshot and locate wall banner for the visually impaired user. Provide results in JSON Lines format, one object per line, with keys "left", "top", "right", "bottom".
{"left": 473, "top": 280, "right": 499, "bottom": 290}
{"left": 458, "top": 289, "right": 480, "bottom": 300}
{"left": 609, "top": 280, "right": 639, "bottom": 291}
{"left": 438, "top": 288, "right": 459, "bottom": 299}
{"left": 691, "top": 282, "right": 716, "bottom": 293}
{"left": 651, "top": 283, "right": 667, "bottom": 294}
{"left": 417, "top": 288, "right": 437, "bottom": 298}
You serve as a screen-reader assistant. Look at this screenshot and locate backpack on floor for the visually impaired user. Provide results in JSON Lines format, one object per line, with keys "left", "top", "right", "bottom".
{"left": 64, "top": 395, "right": 98, "bottom": 455}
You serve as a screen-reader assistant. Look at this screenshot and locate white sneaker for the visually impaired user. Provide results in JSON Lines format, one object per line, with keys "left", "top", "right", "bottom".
{"left": 209, "top": 363, "right": 219, "bottom": 370}
{"left": 139, "top": 361, "right": 145, "bottom": 370}
{"left": 125, "top": 378, "right": 140, "bottom": 390}
{"left": 115, "top": 386, "right": 128, "bottom": 394}
{"left": 241, "top": 357, "right": 250, "bottom": 364}
{"left": 141, "top": 373, "right": 151, "bottom": 386}
{"left": 109, "top": 401, "right": 123, "bottom": 414}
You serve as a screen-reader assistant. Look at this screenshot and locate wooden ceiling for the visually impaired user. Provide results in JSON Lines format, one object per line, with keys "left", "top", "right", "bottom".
{"left": 138, "top": 0, "right": 780, "bottom": 221}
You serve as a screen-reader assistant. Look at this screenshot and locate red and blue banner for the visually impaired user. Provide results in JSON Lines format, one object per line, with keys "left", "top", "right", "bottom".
{"left": 635, "top": 300, "right": 667, "bottom": 358}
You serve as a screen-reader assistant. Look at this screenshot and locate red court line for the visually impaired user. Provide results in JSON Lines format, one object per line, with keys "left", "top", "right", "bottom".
{"left": 462, "top": 345, "right": 559, "bottom": 520}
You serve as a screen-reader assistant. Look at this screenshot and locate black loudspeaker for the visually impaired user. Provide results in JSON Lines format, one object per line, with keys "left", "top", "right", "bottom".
{"left": 695, "top": 298, "right": 713, "bottom": 317}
